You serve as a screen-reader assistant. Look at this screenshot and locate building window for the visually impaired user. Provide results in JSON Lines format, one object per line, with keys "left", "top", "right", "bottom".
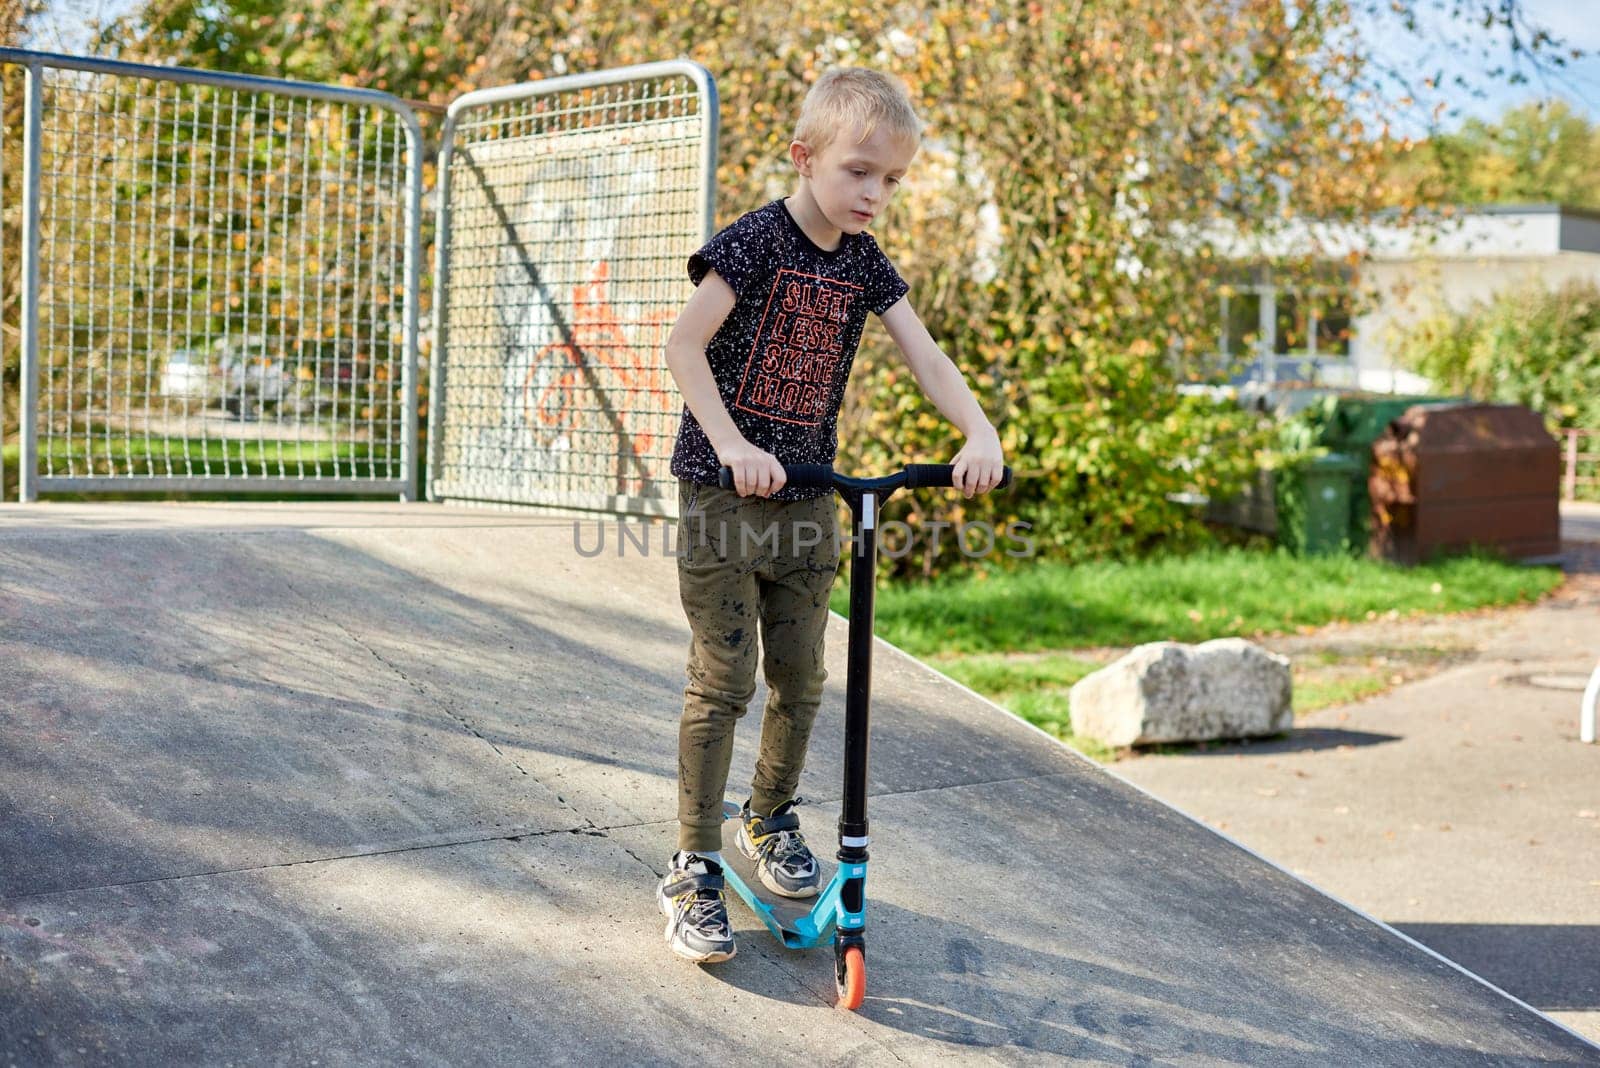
{"left": 1216, "top": 281, "right": 1351, "bottom": 359}
{"left": 1218, "top": 288, "right": 1261, "bottom": 358}
{"left": 1312, "top": 298, "right": 1352, "bottom": 357}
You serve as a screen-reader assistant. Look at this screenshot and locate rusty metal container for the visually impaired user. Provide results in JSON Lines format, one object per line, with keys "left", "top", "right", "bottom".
{"left": 1369, "top": 403, "right": 1560, "bottom": 564}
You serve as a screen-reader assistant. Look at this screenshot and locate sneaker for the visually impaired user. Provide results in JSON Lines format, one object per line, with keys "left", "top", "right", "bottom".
{"left": 657, "top": 851, "right": 736, "bottom": 963}
{"left": 736, "top": 797, "right": 821, "bottom": 899}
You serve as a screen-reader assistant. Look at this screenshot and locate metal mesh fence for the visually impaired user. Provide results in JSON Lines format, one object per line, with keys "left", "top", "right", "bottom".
{"left": 430, "top": 62, "right": 716, "bottom": 517}
{"left": 2, "top": 50, "right": 422, "bottom": 498}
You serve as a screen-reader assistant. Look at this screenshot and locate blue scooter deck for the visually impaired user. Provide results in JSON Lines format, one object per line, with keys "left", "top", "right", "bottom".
{"left": 719, "top": 800, "right": 832, "bottom": 939}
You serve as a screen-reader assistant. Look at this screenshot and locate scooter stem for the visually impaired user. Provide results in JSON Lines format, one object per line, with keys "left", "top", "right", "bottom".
{"left": 838, "top": 487, "right": 880, "bottom": 870}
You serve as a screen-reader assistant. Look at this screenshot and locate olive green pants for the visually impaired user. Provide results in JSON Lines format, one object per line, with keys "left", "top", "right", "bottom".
{"left": 675, "top": 479, "right": 840, "bottom": 853}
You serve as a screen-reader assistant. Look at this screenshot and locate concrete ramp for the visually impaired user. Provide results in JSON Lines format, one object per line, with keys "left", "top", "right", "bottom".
{"left": 1, "top": 503, "right": 1594, "bottom": 1065}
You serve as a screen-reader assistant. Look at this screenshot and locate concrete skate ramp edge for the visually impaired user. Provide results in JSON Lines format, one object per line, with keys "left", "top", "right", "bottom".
{"left": 0, "top": 502, "right": 1595, "bottom": 1066}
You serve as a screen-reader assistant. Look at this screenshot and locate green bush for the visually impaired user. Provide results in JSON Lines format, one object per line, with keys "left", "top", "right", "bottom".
{"left": 1395, "top": 279, "right": 1600, "bottom": 429}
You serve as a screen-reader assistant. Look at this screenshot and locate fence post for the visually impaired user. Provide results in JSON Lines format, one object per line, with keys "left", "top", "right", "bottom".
{"left": 18, "top": 61, "right": 42, "bottom": 504}
{"left": 399, "top": 114, "right": 424, "bottom": 503}
{"left": 1564, "top": 430, "right": 1579, "bottom": 502}
{"left": 426, "top": 111, "right": 457, "bottom": 504}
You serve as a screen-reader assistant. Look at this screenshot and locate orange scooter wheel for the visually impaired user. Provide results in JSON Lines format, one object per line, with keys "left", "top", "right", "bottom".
{"left": 835, "top": 946, "right": 866, "bottom": 1011}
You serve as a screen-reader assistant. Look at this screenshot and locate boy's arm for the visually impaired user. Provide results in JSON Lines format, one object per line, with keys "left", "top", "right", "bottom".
{"left": 878, "top": 297, "right": 1006, "bottom": 498}
{"left": 665, "top": 271, "right": 787, "bottom": 497}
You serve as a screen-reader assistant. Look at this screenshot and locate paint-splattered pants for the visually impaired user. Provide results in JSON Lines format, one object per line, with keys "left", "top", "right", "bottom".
{"left": 675, "top": 479, "right": 840, "bottom": 853}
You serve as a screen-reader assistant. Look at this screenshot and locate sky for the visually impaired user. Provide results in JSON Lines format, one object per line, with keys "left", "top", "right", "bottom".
{"left": 25, "top": 0, "right": 1600, "bottom": 135}
{"left": 1350, "top": 0, "right": 1600, "bottom": 134}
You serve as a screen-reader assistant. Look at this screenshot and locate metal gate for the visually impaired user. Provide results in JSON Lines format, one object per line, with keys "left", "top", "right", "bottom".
{"left": 1, "top": 48, "right": 423, "bottom": 500}
{"left": 429, "top": 62, "right": 717, "bottom": 517}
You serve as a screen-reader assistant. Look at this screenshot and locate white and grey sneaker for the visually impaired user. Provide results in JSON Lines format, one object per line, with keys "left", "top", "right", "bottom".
{"left": 736, "top": 798, "right": 821, "bottom": 899}
{"left": 657, "top": 852, "right": 736, "bottom": 963}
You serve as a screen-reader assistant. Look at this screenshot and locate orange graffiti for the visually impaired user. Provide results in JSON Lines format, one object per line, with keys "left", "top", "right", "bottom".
{"left": 522, "top": 261, "right": 676, "bottom": 496}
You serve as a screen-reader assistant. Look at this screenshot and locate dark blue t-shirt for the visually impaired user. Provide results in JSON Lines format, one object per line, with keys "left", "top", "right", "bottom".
{"left": 669, "top": 198, "right": 909, "bottom": 500}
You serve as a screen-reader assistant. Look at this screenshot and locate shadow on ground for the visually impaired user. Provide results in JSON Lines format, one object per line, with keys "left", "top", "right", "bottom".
{"left": 1130, "top": 728, "right": 1402, "bottom": 760}
{"left": 1397, "top": 923, "right": 1600, "bottom": 1014}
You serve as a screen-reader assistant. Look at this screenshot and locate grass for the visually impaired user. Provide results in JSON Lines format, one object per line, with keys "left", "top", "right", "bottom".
{"left": 1292, "top": 672, "right": 1393, "bottom": 714}
{"left": 931, "top": 652, "right": 1118, "bottom": 763}
{"left": 928, "top": 651, "right": 1103, "bottom": 694}
{"left": 840, "top": 548, "right": 1564, "bottom": 762}
{"left": 4, "top": 434, "right": 384, "bottom": 467}
{"left": 836, "top": 548, "right": 1563, "bottom": 657}
{"left": 3, "top": 435, "right": 401, "bottom": 502}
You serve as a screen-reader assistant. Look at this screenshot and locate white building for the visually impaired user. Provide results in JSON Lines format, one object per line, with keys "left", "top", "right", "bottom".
{"left": 1205, "top": 204, "right": 1600, "bottom": 395}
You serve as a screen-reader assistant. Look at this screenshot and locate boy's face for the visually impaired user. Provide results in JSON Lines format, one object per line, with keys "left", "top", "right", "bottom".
{"left": 792, "top": 124, "right": 918, "bottom": 235}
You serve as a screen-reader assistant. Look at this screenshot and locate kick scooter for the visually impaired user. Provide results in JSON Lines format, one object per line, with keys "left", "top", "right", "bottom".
{"left": 715, "top": 461, "right": 1012, "bottom": 1010}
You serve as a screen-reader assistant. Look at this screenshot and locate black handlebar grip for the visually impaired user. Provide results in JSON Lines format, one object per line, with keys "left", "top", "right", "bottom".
{"left": 717, "top": 464, "right": 837, "bottom": 491}
{"left": 904, "top": 464, "right": 1014, "bottom": 490}
{"left": 784, "top": 464, "right": 837, "bottom": 488}
{"left": 903, "top": 464, "right": 955, "bottom": 489}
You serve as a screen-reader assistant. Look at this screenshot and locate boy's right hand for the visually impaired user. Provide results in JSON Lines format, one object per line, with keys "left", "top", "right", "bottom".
{"left": 717, "top": 441, "right": 787, "bottom": 497}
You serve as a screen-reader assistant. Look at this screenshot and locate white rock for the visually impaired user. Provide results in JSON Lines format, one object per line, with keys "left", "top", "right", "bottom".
{"left": 1068, "top": 638, "right": 1293, "bottom": 747}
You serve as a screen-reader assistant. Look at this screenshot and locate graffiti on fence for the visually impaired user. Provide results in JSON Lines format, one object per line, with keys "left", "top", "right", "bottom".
{"left": 481, "top": 141, "right": 680, "bottom": 499}
{"left": 519, "top": 260, "right": 675, "bottom": 487}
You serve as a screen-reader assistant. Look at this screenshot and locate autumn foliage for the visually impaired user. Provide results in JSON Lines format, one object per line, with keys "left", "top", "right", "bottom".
{"left": 11, "top": 0, "right": 1415, "bottom": 569}
{"left": 1379, "top": 99, "right": 1600, "bottom": 212}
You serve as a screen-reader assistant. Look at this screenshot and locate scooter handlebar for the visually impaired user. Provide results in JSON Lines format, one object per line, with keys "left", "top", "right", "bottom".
{"left": 717, "top": 464, "right": 834, "bottom": 491}
{"left": 904, "top": 464, "right": 1014, "bottom": 491}
{"left": 716, "top": 464, "right": 1012, "bottom": 492}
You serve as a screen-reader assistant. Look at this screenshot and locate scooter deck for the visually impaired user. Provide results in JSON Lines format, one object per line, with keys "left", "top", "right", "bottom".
{"left": 719, "top": 800, "right": 832, "bottom": 938}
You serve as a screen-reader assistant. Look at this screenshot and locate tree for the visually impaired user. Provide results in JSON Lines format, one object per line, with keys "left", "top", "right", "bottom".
{"left": 1396, "top": 280, "right": 1600, "bottom": 429}
{"left": 5, "top": 0, "right": 1583, "bottom": 564}
{"left": 1380, "top": 99, "right": 1600, "bottom": 210}
{"left": 1, "top": 1, "right": 44, "bottom": 459}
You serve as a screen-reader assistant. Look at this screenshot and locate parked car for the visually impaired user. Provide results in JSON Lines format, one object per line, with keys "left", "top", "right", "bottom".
{"left": 212, "top": 336, "right": 288, "bottom": 417}
{"left": 159, "top": 348, "right": 215, "bottom": 403}
{"left": 279, "top": 341, "right": 360, "bottom": 418}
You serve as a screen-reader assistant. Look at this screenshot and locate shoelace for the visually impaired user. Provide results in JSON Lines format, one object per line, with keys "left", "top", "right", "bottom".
{"left": 683, "top": 891, "right": 727, "bottom": 932}
{"left": 764, "top": 828, "right": 812, "bottom": 869}
{"left": 752, "top": 797, "right": 812, "bottom": 871}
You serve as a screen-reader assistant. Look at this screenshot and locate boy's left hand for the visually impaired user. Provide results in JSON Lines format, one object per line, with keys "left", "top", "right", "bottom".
{"left": 951, "top": 432, "right": 1006, "bottom": 498}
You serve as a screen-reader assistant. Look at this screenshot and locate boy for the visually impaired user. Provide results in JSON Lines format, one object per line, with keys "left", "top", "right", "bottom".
{"left": 657, "top": 67, "right": 1006, "bottom": 963}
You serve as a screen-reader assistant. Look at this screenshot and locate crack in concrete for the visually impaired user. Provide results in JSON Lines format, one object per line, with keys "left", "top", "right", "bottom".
{"left": 3, "top": 822, "right": 592, "bottom": 903}
{"left": 612, "top": 839, "right": 662, "bottom": 878}
{"left": 270, "top": 575, "right": 616, "bottom": 836}
{"left": 817, "top": 769, "right": 1072, "bottom": 808}
{"left": 286, "top": 574, "right": 533, "bottom": 774}
{"left": 573, "top": 770, "right": 1070, "bottom": 840}
{"left": 278, "top": 575, "right": 625, "bottom": 860}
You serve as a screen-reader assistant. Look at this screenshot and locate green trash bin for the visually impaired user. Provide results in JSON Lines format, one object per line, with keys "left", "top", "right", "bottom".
{"left": 1273, "top": 394, "right": 1455, "bottom": 555}
{"left": 1321, "top": 397, "right": 1453, "bottom": 550}
{"left": 1281, "top": 452, "right": 1362, "bottom": 555}
{"left": 1323, "top": 396, "right": 1445, "bottom": 452}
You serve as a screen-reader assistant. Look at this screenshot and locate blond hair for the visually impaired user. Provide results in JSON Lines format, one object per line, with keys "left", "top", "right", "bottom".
{"left": 793, "top": 67, "right": 921, "bottom": 154}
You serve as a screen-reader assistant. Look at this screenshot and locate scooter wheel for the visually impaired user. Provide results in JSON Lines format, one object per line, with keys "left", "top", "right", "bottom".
{"left": 835, "top": 946, "right": 866, "bottom": 1011}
